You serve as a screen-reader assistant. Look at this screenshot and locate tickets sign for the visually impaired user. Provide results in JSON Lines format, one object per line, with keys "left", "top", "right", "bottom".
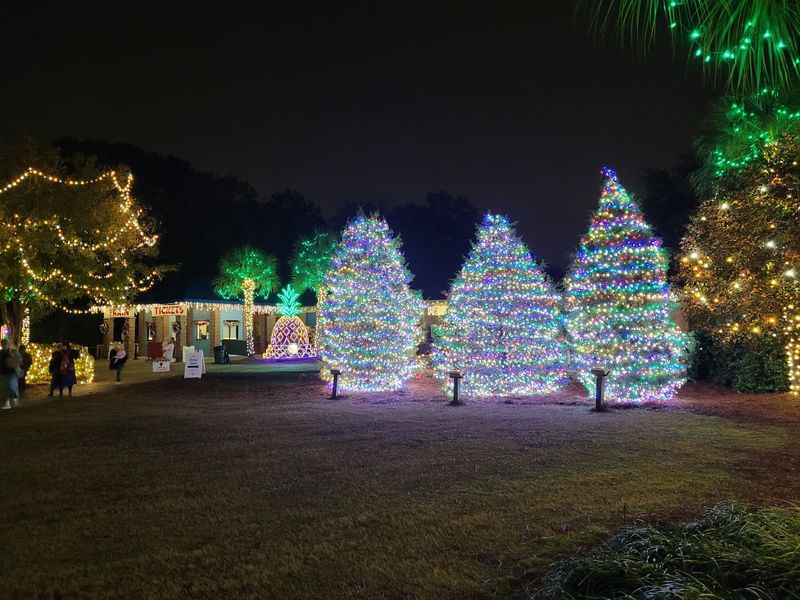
{"left": 153, "top": 305, "right": 186, "bottom": 317}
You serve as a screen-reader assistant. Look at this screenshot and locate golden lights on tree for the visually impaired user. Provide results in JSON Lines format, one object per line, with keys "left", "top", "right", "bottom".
{"left": 679, "top": 135, "right": 800, "bottom": 390}
{"left": 0, "top": 165, "right": 163, "bottom": 343}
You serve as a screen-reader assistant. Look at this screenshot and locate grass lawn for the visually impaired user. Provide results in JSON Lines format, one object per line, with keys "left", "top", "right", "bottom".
{"left": 2, "top": 372, "right": 800, "bottom": 599}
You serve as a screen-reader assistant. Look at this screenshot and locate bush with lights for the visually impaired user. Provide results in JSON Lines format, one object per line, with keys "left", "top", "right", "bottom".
{"left": 433, "top": 213, "right": 566, "bottom": 397}
{"left": 25, "top": 343, "right": 95, "bottom": 385}
{"left": 317, "top": 214, "right": 424, "bottom": 392}
{"left": 564, "top": 168, "right": 688, "bottom": 403}
{"left": 264, "top": 284, "right": 316, "bottom": 360}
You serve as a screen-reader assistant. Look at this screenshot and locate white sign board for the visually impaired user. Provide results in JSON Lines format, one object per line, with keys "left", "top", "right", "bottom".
{"left": 152, "top": 359, "right": 171, "bottom": 373}
{"left": 153, "top": 304, "right": 187, "bottom": 317}
{"left": 183, "top": 350, "right": 206, "bottom": 379}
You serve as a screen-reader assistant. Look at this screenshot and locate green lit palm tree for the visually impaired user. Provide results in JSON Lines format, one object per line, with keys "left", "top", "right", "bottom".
{"left": 591, "top": 0, "right": 800, "bottom": 93}
{"left": 290, "top": 231, "right": 337, "bottom": 348}
{"left": 214, "top": 246, "right": 279, "bottom": 355}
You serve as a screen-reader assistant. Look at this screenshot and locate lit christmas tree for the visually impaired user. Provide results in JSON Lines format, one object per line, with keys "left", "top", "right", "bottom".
{"left": 564, "top": 168, "right": 688, "bottom": 403}
{"left": 680, "top": 95, "right": 800, "bottom": 391}
{"left": 433, "top": 213, "right": 566, "bottom": 397}
{"left": 318, "top": 214, "right": 424, "bottom": 392}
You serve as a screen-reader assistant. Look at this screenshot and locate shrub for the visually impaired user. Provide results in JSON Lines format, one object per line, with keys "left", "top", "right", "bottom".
{"left": 532, "top": 503, "right": 800, "bottom": 600}
{"left": 688, "top": 332, "right": 789, "bottom": 393}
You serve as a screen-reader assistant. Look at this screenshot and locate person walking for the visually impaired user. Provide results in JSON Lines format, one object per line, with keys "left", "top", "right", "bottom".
{"left": 109, "top": 343, "right": 127, "bottom": 382}
{"left": 60, "top": 343, "right": 76, "bottom": 397}
{"left": 48, "top": 344, "right": 62, "bottom": 397}
{"left": 0, "top": 339, "right": 21, "bottom": 409}
{"left": 18, "top": 344, "right": 32, "bottom": 398}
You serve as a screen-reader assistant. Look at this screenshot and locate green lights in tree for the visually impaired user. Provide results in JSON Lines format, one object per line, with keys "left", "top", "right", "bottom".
{"left": 592, "top": 1, "right": 800, "bottom": 93}
{"left": 695, "top": 90, "right": 800, "bottom": 186}
{"left": 291, "top": 231, "right": 337, "bottom": 294}
{"left": 214, "top": 246, "right": 279, "bottom": 355}
{"left": 276, "top": 284, "right": 301, "bottom": 317}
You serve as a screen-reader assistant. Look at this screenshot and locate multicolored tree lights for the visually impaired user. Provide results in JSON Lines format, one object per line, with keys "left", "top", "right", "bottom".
{"left": 591, "top": 1, "right": 800, "bottom": 93}
{"left": 214, "top": 247, "right": 279, "bottom": 356}
{"left": 264, "top": 284, "right": 316, "bottom": 360}
{"left": 680, "top": 132, "right": 800, "bottom": 391}
{"left": 317, "top": 214, "right": 424, "bottom": 392}
{"left": 565, "top": 169, "right": 688, "bottom": 403}
{"left": 433, "top": 213, "right": 566, "bottom": 397}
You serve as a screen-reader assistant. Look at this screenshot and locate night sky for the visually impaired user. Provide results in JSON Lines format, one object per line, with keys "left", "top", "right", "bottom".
{"left": 3, "top": 2, "right": 714, "bottom": 271}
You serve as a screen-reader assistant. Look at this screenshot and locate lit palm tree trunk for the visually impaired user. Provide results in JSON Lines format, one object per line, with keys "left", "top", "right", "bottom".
{"left": 242, "top": 278, "right": 255, "bottom": 356}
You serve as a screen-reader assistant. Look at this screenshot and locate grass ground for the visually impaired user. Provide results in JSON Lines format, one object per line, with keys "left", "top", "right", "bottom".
{"left": 2, "top": 370, "right": 800, "bottom": 599}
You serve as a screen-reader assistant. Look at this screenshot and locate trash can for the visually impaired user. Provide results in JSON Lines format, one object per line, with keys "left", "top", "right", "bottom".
{"left": 213, "top": 345, "right": 229, "bottom": 364}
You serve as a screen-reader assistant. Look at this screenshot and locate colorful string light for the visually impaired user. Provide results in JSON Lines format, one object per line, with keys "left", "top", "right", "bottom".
{"left": 264, "top": 285, "right": 316, "bottom": 360}
{"left": 565, "top": 168, "right": 688, "bottom": 403}
{"left": 433, "top": 213, "right": 567, "bottom": 397}
{"left": 318, "top": 214, "right": 424, "bottom": 392}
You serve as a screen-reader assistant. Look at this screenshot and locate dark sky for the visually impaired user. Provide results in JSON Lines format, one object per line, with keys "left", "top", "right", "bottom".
{"left": 2, "top": 2, "right": 713, "bottom": 270}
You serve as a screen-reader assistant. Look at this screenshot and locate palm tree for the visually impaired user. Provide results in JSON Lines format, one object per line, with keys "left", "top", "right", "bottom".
{"left": 214, "top": 246, "right": 279, "bottom": 355}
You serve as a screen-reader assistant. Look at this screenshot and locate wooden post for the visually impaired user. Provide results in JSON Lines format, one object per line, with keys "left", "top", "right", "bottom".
{"left": 591, "top": 368, "right": 609, "bottom": 411}
{"left": 329, "top": 369, "right": 341, "bottom": 399}
{"left": 448, "top": 371, "right": 464, "bottom": 406}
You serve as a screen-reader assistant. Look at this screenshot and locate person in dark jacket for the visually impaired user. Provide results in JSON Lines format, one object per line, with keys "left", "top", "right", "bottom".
{"left": 18, "top": 344, "right": 32, "bottom": 398}
{"left": 109, "top": 343, "right": 128, "bottom": 382}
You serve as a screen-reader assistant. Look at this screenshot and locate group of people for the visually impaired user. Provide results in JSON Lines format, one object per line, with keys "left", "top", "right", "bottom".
{"left": 0, "top": 339, "right": 32, "bottom": 409}
{"left": 48, "top": 342, "right": 78, "bottom": 397}
{"left": 0, "top": 339, "right": 83, "bottom": 410}
{"left": 1, "top": 337, "right": 172, "bottom": 408}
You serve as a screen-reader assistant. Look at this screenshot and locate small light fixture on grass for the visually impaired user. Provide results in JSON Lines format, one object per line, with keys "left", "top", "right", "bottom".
{"left": 590, "top": 368, "right": 609, "bottom": 411}
{"left": 448, "top": 371, "right": 463, "bottom": 406}
{"left": 329, "top": 369, "right": 341, "bottom": 399}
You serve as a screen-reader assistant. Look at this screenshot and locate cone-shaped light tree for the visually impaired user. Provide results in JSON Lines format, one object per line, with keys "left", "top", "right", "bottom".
{"left": 564, "top": 168, "right": 688, "bottom": 403}
{"left": 214, "top": 246, "right": 279, "bottom": 355}
{"left": 433, "top": 213, "right": 567, "bottom": 397}
{"left": 318, "top": 214, "right": 424, "bottom": 392}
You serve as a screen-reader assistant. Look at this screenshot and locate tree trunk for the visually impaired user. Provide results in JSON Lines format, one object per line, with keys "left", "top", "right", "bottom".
{"left": 242, "top": 279, "right": 255, "bottom": 356}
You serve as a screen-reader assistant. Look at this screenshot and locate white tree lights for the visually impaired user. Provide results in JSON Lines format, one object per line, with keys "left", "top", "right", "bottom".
{"left": 317, "top": 214, "right": 424, "bottom": 392}
{"left": 433, "top": 213, "right": 567, "bottom": 397}
{"left": 564, "top": 169, "right": 689, "bottom": 403}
